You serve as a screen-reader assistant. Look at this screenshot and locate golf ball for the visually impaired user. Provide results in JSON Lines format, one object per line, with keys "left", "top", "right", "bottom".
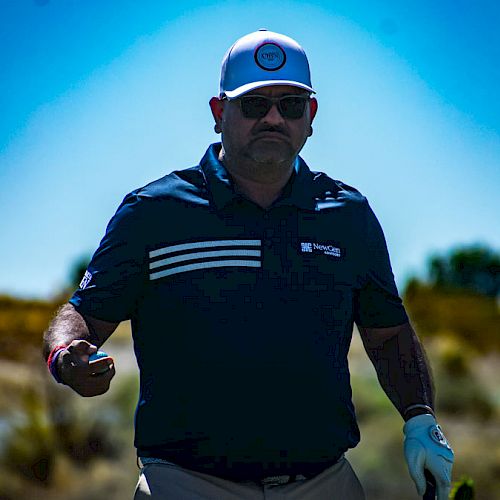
{"left": 89, "top": 351, "right": 109, "bottom": 362}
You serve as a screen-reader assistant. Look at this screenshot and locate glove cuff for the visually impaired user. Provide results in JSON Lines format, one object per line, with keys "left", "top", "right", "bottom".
{"left": 403, "top": 413, "right": 437, "bottom": 435}
{"left": 404, "top": 414, "right": 453, "bottom": 453}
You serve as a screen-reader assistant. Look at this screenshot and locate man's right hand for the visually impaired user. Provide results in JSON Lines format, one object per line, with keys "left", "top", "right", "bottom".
{"left": 58, "top": 340, "right": 115, "bottom": 397}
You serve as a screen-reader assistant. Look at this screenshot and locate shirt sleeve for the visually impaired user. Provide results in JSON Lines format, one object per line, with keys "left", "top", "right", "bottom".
{"left": 69, "top": 192, "right": 147, "bottom": 323}
{"left": 353, "top": 199, "right": 409, "bottom": 328}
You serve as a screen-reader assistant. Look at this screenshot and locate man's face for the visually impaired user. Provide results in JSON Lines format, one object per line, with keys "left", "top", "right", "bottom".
{"left": 210, "top": 85, "right": 318, "bottom": 168}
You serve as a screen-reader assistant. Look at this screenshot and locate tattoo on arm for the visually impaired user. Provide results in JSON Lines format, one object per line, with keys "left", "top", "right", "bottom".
{"left": 357, "top": 322, "right": 435, "bottom": 420}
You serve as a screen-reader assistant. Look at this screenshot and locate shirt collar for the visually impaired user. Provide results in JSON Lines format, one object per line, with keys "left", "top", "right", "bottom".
{"left": 199, "top": 143, "right": 319, "bottom": 211}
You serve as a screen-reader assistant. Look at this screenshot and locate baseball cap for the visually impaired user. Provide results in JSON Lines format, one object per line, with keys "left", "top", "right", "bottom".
{"left": 219, "top": 29, "right": 315, "bottom": 98}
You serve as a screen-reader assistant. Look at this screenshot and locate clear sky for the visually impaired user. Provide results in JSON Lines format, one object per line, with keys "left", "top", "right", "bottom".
{"left": 1, "top": 0, "right": 499, "bottom": 298}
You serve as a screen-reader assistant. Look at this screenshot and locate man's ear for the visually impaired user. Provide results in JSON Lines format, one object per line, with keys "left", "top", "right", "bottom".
{"left": 209, "top": 97, "right": 224, "bottom": 134}
{"left": 309, "top": 97, "right": 318, "bottom": 123}
{"left": 308, "top": 97, "right": 318, "bottom": 137}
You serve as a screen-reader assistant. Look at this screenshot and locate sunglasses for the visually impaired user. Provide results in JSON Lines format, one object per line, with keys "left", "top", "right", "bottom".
{"left": 229, "top": 94, "right": 311, "bottom": 120}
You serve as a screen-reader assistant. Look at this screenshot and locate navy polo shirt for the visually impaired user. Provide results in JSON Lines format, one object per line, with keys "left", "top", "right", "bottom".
{"left": 70, "top": 142, "right": 408, "bottom": 481}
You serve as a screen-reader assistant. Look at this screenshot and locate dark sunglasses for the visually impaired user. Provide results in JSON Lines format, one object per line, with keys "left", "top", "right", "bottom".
{"left": 229, "top": 94, "right": 311, "bottom": 120}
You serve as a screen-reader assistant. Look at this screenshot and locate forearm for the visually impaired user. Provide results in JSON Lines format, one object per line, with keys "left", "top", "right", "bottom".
{"left": 358, "top": 322, "right": 435, "bottom": 421}
{"left": 43, "top": 303, "right": 116, "bottom": 360}
{"left": 43, "top": 303, "right": 91, "bottom": 360}
{"left": 43, "top": 303, "right": 118, "bottom": 395}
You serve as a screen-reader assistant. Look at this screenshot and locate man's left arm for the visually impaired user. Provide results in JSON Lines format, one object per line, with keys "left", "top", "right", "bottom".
{"left": 358, "top": 321, "right": 434, "bottom": 421}
{"left": 358, "top": 321, "right": 454, "bottom": 499}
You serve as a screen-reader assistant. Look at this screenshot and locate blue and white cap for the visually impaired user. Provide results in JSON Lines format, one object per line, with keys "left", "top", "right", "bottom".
{"left": 219, "top": 29, "right": 315, "bottom": 98}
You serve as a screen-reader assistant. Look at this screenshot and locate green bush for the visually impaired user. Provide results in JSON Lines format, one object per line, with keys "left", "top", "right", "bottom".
{"left": 450, "top": 476, "right": 475, "bottom": 499}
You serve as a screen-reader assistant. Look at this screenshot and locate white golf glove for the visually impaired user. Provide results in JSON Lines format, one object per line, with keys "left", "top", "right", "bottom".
{"left": 403, "top": 414, "right": 454, "bottom": 499}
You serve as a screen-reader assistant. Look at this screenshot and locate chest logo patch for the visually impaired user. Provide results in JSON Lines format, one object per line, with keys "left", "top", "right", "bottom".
{"left": 300, "top": 241, "right": 342, "bottom": 258}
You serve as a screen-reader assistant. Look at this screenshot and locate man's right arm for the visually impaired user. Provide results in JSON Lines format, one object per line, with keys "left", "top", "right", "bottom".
{"left": 43, "top": 303, "right": 119, "bottom": 397}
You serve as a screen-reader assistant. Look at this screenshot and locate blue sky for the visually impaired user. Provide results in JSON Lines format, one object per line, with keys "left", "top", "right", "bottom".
{"left": 1, "top": 0, "right": 499, "bottom": 298}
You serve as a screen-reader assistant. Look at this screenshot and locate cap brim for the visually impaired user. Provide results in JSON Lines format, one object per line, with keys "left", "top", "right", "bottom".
{"left": 222, "top": 80, "right": 315, "bottom": 99}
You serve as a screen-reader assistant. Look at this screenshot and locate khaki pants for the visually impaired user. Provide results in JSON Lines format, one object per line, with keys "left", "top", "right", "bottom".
{"left": 134, "top": 457, "right": 365, "bottom": 499}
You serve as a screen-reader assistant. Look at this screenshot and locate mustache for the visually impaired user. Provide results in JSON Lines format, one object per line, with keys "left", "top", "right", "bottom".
{"left": 252, "top": 125, "right": 289, "bottom": 137}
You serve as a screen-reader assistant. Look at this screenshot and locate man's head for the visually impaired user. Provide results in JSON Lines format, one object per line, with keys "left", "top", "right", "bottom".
{"left": 210, "top": 30, "right": 318, "bottom": 171}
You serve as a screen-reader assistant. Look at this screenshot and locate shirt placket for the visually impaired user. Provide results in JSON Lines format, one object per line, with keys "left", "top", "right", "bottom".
{"left": 261, "top": 209, "right": 290, "bottom": 285}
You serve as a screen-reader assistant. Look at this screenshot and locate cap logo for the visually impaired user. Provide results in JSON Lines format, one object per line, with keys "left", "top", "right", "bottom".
{"left": 254, "top": 42, "right": 286, "bottom": 71}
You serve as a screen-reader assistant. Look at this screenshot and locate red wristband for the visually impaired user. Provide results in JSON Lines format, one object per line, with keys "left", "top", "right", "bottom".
{"left": 47, "top": 344, "right": 68, "bottom": 383}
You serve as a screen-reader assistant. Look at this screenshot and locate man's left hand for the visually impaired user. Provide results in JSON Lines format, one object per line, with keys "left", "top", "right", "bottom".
{"left": 403, "top": 414, "right": 454, "bottom": 500}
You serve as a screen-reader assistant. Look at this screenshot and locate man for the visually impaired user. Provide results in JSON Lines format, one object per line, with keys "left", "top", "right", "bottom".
{"left": 43, "top": 30, "right": 454, "bottom": 499}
